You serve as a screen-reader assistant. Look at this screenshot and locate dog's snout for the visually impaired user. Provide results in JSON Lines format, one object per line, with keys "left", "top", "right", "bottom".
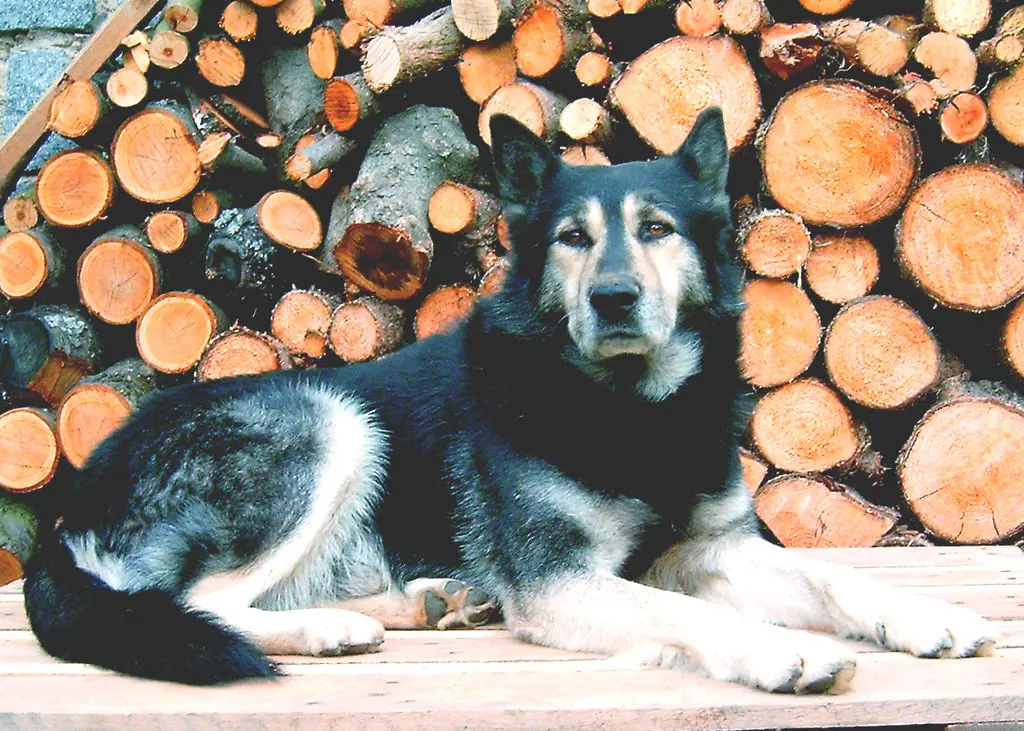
{"left": 589, "top": 281, "right": 640, "bottom": 321}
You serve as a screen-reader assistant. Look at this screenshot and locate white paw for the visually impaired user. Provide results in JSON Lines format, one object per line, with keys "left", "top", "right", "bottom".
{"left": 877, "top": 598, "right": 997, "bottom": 659}
{"left": 298, "top": 609, "right": 385, "bottom": 656}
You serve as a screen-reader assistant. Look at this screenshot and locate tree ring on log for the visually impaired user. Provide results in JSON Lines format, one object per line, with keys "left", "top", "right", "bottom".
{"left": 36, "top": 150, "right": 115, "bottom": 228}
{"left": 112, "top": 108, "right": 202, "bottom": 204}
{"left": 0, "top": 232, "right": 50, "bottom": 299}
{"left": 57, "top": 385, "right": 133, "bottom": 469}
{"left": 136, "top": 293, "right": 221, "bottom": 374}
{"left": 0, "top": 408, "right": 59, "bottom": 493}
{"left": 739, "top": 278, "right": 821, "bottom": 388}
{"left": 78, "top": 238, "right": 160, "bottom": 325}
{"left": 258, "top": 190, "right": 323, "bottom": 252}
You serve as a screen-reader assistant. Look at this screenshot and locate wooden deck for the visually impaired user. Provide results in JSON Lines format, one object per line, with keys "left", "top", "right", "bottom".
{"left": 0, "top": 546, "right": 1021, "bottom": 730}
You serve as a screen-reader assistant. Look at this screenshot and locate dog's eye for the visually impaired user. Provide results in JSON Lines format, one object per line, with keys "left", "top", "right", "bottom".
{"left": 643, "top": 222, "right": 673, "bottom": 239}
{"left": 557, "top": 229, "right": 588, "bottom": 246}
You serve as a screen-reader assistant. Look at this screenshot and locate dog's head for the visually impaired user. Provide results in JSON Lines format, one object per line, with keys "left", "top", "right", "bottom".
{"left": 489, "top": 109, "right": 740, "bottom": 400}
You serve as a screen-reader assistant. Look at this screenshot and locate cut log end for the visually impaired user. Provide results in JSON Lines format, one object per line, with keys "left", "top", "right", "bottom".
{"left": 196, "top": 37, "right": 247, "bottom": 88}
{"left": 328, "top": 297, "right": 405, "bottom": 362}
{"left": 0, "top": 231, "right": 52, "bottom": 299}
{"left": 3, "top": 197, "right": 39, "bottom": 233}
{"left": 739, "top": 279, "right": 821, "bottom": 388}
{"left": 824, "top": 296, "right": 939, "bottom": 410}
{"left": 459, "top": 41, "right": 518, "bottom": 105}
{"left": 478, "top": 81, "right": 564, "bottom": 145}
{"left": 258, "top": 191, "right": 323, "bottom": 252}
{"left": 415, "top": 284, "right": 478, "bottom": 339}
{"left": 989, "top": 65, "right": 1024, "bottom": 146}
{"left": 924, "top": 0, "right": 991, "bottom": 38}
{"left": 106, "top": 67, "right": 148, "bottom": 108}
{"left": 195, "top": 329, "right": 292, "bottom": 382}
{"left": 112, "top": 108, "right": 201, "bottom": 205}
{"left": 78, "top": 237, "right": 160, "bottom": 325}
{"left": 675, "top": 0, "right": 722, "bottom": 36}
{"left": 939, "top": 92, "right": 989, "bottom": 144}
{"left": 805, "top": 233, "right": 880, "bottom": 304}
{"left": 308, "top": 24, "right": 340, "bottom": 79}
{"left": 48, "top": 80, "right": 104, "bottom": 139}
{"left": 220, "top": 0, "right": 260, "bottom": 41}
{"left": 738, "top": 448, "right": 769, "bottom": 496}
{"left": 738, "top": 210, "right": 811, "bottom": 278}
{"left": 337, "top": 223, "right": 431, "bottom": 301}
{"left": 1003, "top": 298, "right": 1024, "bottom": 378}
{"left": 271, "top": 290, "right": 338, "bottom": 360}
{"left": 429, "top": 183, "right": 478, "bottom": 235}
{"left": 36, "top": 150, "right": 115, "bottom": 228}
{"left": 914, "top": 32, "right": 977, "bottom": 98}
{"left": 513, "top": 3, "right": 574, "bottom": 78}
{"left": 755, "top": 474, "right": 898, "bottom": 548}
{"left": 451, "top": 0, "right": 505, "bottom": 40}
{"left": 0, "top": 408, "right": 59, "bottom": 493}
{"left": 57, "top": 385, "right": 132, "bottom": 469}
{"left": 145, "top": 211, "right": 195, "bottom": 254}
{"left": 137, "top": 293, "right": 221, "bottom": 374}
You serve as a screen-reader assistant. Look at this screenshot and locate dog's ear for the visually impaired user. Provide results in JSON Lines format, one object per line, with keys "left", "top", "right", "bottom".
{"left": 674, "top": 107, "right": 729, "bottom": 192}
{"left": 490, "top": 114, "right": 560, "bottom": 211}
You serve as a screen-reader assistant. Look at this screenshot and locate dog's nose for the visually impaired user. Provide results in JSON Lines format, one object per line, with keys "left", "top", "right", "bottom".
{"left": 590, "top": 281, "right": 640, "bottom": 321}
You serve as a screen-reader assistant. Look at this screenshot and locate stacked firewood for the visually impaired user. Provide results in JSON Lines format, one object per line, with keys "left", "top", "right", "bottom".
{"left": 1, "top": 0, "right": 1023, "bottom": 582}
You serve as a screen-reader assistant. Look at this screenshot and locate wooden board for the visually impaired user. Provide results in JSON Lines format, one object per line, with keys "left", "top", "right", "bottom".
{"left": 0, "top": 547, "right": 1022, "bottom": 730}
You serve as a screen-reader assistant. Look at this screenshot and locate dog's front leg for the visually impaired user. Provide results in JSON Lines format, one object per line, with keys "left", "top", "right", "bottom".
{"left": 648, "top": 532, "right": 997, "bottom": 660}
{"left": 504, "top": 572, "right": 857, "bottom": 693}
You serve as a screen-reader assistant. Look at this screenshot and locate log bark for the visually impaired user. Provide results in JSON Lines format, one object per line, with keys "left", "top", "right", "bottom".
{"left": 755, "top": 474, "right": 898, "bottom": 548}
{"left": 609, "top": 35, "right": 761, "bottom": 155}
{"left": 198, "top": 132, "right": 269, "bottom": 178}
{"left": 736, "top": 208, "right": 811, "bottom": 279}
{"left": 285, "top": 131, "right": 357, "bottom": 183}
{"left": 804, "top": 233, "right": 880, "bottom": 305}
{"left": 896, "top": 164, "right": 1024, "bottom": 311}
{"left": 0, "top": 227, "right": 65, "bottom": 300}
{"left": 328, "top": 296, "right": 406, "bottom": 362}
{"left": 414, "top": 284, "right": 477, "bottom": 339}
{"left": 36, "top": 149, "right": 116, "bottom": 229}
{"left": 977, "top": 32, "right": 1024, "bottom": 68}
{"left": 759, "top": 80, "right": 919, "bottom": 228}
{"left": 261, "top": 45, "right": 327, "bottom": 151}
{"left": 203, "top": 204, "right": 287, "bottom": 312}
{"left": 899, "top": 381, "right": 1024, "bottom": 544}
{"left": 739, "top": 278, "right": 821, "bottom": 389}
{"left": 57, "top": 359, "right": 158, "bottom": 469}
{"left": 335, "top": 105, "right": 481, "bottom": 301}
{"left": 271, "top": 289, "right": 342, "bottom": 362}
{"left": 77, "top": 225, "right": 163, "bottom": 326}
{"left": 0, "top": 407, "right": 60, "bottom": 493}
{"left": 824, "top": 296, "right": 940, "bottom": 410}
{"left": 136, "top": 292, "right": 227, "bottom": 374}
{"left": 195, "top": 327, "right": 293, "bottom": 381}
{"left": 343, "top": 0, "right": 443, "bottom": 28}
{"left": 363, "top": 8, "right": 468, "bottom": 93}
{"left": 0, "top": 493, "right": 38, "bottom": 585}
{"left": 111, "top": 101, "right": 202, "bottom": 204}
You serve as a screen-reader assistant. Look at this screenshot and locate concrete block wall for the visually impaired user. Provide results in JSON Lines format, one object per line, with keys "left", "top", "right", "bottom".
{"left": 0, "top": 0, "right": 120, "bottom": 170}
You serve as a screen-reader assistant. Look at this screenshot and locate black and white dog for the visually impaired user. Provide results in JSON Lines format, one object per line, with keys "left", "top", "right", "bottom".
{"left": 25, "top": 108, "right": 993, "bottom": 690}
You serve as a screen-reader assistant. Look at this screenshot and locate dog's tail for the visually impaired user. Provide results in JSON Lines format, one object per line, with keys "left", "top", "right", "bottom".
{"left": 23, "top": 535, "right": 278, "bottom": 685}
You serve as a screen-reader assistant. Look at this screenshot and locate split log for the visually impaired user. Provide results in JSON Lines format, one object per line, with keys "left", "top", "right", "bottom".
{"left": 1003, "top": 298, "right": 1024, "bottom": 379}
{"left": 759, "top": 22, "right": 823, "bottom": 80}
{"left": 363, "top": 8, "right": 468, "bottom": 93}
{"left": 136, "top": 292, "right": 227, "bottom": 374}
{"left": 334, "top": 105, "right": 481, "bottom": 301}
{"left": 674, "top": 0, "right": 721, "bottom": 37}
{"left": 0, "top": 228, "right": 65, "bottom": 300}
{"left": 608, "top": 35, "right": 761, "bottom": 154}
{"left": 105, "top": 66, "right": 148, "bottom": 108}
{"left": 57, "top": 359, "right": 158, "bottom": 469}
{"left": 512, "top": 0, "right": 591, "bottom": 79}
{"left": 414, "top": 284, "right": 477, "bottom": 339}
{"left": 759, "top": 81, "right": 919, "bottom": 227}
{"left": 738, "top": 448, "right": 768, "bottom": 496}
{"left": 451, "top": 0, "right": 517, "bottom": 40}
{"left": 755, "top": 474, "right": 898, "bottom": 549}
{"left": 739, "top": 279, "right": 821, "bottom": 389}
{"left": 923, "top": 0, "right": 991, "bottom": 38}
{"left": 896, "top": 164, "right": 1024, "bottom": 311}
{"left": 913, "top": 32, "right": 977, "bottom": 98}
{"left": 939, "top": 92, "right": 989, "bottom": 144}
{"left": 823, "top": 296, "right": 940, "bottom": 410}
{"left": 144, "top": 210, "right": 203, "bottom": 254}
{"left": 750, "top": 378, "right": 868, "bottom": 474}
{"left": 2, "top": 176, "right": 38, "bottom": 232}
{"left": 36, "top": 149, "right": 116, "bottom": 228}
{"left": 276, "top": 0, "right": 327, "bottom": 35}
{"left": 271, "top": 289, "right": 342, "bottom": 362}
{"left": 328, "top": 297, "right": 405, "bottom": 362}
{"left": 899, "top": 381, "right": 1024, "bottom": 544}
{"left": 989, "top": 65, "right": 1024, "bottom": 147}
{"left": 195, "top": 327, "right": 293, "bottom": 381}
{"left": 458, "top": 41, "right": 517, "bottom": 105}
{"left": 48, "top": 79, "right": 108, "bottom": 139}
{"left": 736, "top": 209, "right": 811, "bottom": 279}
{"left": 0, "top": 493, "right": 38, "bottom": 586}
{"left": 77, "top": 226, "right": 162, "bottom": 326}
{"left": 0, "top": 305, "right": 101, "bottom": 405}
{"left": 804, "top": 233, "right": 880, "bottom": 305}
{"left": 325, "top": 73, "right": 382, "bottom": 133}
{"left": 308, "top": 19, "right": 342, "bottom": 79}
{"left": 0, "top": 408, "right": 60, "bottom": 493}
{"left": 719, "top": 0, "right": 771, "bottom": 36}
{"left": 478, "top": 81, "right": 567, "bottom": 145}
{"left": 111, "top": 101, "right": 202, "bottom": 204}
{"left": 220, "top": 0, "right": 259, "bottom": 41}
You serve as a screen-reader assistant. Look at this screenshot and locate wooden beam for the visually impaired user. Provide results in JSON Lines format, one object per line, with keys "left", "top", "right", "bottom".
{"left": 0, "top": 0, "right": 163, "bottom": 193}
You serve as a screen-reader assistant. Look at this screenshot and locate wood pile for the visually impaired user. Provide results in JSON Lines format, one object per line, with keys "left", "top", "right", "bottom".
{"left": 2, "top": 0, "right": 1024, "bottom": 581}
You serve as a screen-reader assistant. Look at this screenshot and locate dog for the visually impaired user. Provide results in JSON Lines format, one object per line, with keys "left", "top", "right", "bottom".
{"left": 24, "top": 108, "right": 994, "bottom": 691}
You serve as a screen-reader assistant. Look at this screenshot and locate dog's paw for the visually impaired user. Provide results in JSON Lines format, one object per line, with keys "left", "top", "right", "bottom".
{"left": 297, "top": 609, "right": 386, "bottom": 656}
{"left": 875, "top": 598, "right": 997, "bottom": 659}
{"left": 406, "top": 579, "right": 499, "bottom": 630}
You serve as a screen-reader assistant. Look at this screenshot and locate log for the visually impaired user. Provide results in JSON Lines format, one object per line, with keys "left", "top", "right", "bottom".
{"left": 458, "top": 41, "right": 517, "bottom": 105}
{"left": 759, "top": 81, "right": 919, "bottom": 228}
{"left": 136, "top": 292, "right": 226, "bottom": 374}
{"left": 824, "top": 296, "right": 940, "bottom": 410}
{"left": 307, "top": 19, "right": 342, "bottom": 79}
{"left": 164, "top": 0, "right": 203, "bottom": 32}
{"left": 754, "top": 474, "right": 898, "bottom": 549}
{"left": 913, "top": 31, "right": 977, "bottom": 98}
{"left": 48, "top": 79, "right": 108, "bottom": 139}
{"left": 261, "top": 45, "right": 327, "bottom": 151}
{"left": 325, "top": 73, "right": 382, "bottom": 133}
{"left": 285, "top": 131, "right": 357, "bottom": 183}
{"left": 35, "top": 149, "right": 116, "bottom": 228}
{"left": 574, "top": 52, "right": 617, "bottom": 87}
{"left": 428, "top": 182, "right": 500, "bottom": 237}
{"left": 736, "top": 208, "right": 811, "bottom": 279}
{"left": 276, "top": 0, "right": 327, "bottom": 35}
{"left": 191, "top": 187, "right": 248, "bottom": 225}
{"left": 738, "top": 448, "right": 768, "bottom": 496}
{"left": 195, "top": 327, "right": 293, "bottom": 381}
{"left": 898, "top": 71, "right": 940, "bottom": 115}
{"left": 343, "top": 0, "right": 443, "bottom": 28}
{"left": 270, "top": 289, "right": 341, "bottom": 362}
{"left": 608, "top": 35, "right": 761, "bottom": 154}
{"left": 977, "top": 33, "right": 1024, "bottom": 68}
{"left": 821, "top": 17, "right": 914, "bottom": 77}
{"left": 77, "top": 225, "right": 162, "bottom": 326}
{"left": 1003, "top": 297, "right": 1024, "bottom": 379}
{"left": 939, "top": 91, "right": 989, "bottom": 144}
{"left": 0, "top": 305, "right": 101, "bottom": 405}
{"left": 796, "top": 0, "right": 854, "bottom": 14}
{"left": 0, "top": 227, "right": 64, "bottom": 300}
{"left": 674, "top": 0, "right": 721, "bottom": 37}
{"left": 335, "top": 105, "right": 481, "bottom": 301}
{"left": 149, "top": 22, "right": 189, "bottom": 70}
{"left": 363, "top": 8, "right": 468, "bottom": 93}
{"left": 57, "top": 359, "right": 158, "bottom": 469}
{"left": 144, "top": 210, "right": 203, "bottom": 254}
{"left": 257, "top": 190, "right": 323, "bottom": 252}
{"left": 0, "top": 493, "right": 38, "bottom": 586}
{"left": 750, "top": 378, "right": 866, "bottom": 474}
{"left": 195, "top": 36, "right": 247, "bottom": 87}
{"left": 804, "top": 233, "right": 880, "bottom": 305}
{"left": 203, "top": 205, "right": 286, "bottom": 312}
{"left": 759, "top": 22, "right": 823, "bottom": 80}
{"left": 111, "top": 101, "right": 202, "bottom": 204}
{"left": 512, "top": 0, "right": 591, "bottom": 78}
{"left": 220, "top": 0, "right": 259, "bottom": 41}
{"left": 197, "top": 132, "right": 269, "bottom": 178}
{"left": 739, "top": 279, "right": 821, "bottom": 389}
{"left": 0, "top": 408, "right": 60, "bottom": 493}
{"left": 478, "top": 80, "right": 567, "bottom": 146}
{"left": 560, "top": 146, "right": 611, "bottom": 166}
{"left": 105, "top": 66, "right": 148, "bottom": 108}
{"left": 719, "top": 0, "right": 771, "bottom": 35}
{"left": 923, "top": 0, "right": 991, "bottom": 38}
{"left": 896, "top": 164, "right": 1024, "bottom": 311}
{"left": 899, "top": 381, "right": 1024, "bottom": 544}
{"left": 989, "top": 65, "right": 1024, "bottom": 147}
{"left": 414, "top": 284, "right": 477, "bottom": 339}
{"left": 478, "top": 257, "right": 509, "bottom": 296}
{"left": 2, "top": 176, "right": 38, "bottom": 232}
{"left": 451, "top": 0, "right": 516, "bottom": 40}
{"left": 328, "top": 296, "right": 405, "bottom": 362}
{"left": 559, "top": 98, "right": 612, "bottom": 146}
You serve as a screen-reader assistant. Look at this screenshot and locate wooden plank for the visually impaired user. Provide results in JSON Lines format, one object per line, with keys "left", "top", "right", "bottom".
{"left": 0, "top": 0, "right": 162, "bottom": 193}
{"left": 0, "top": 651, "right": 1021, "bottom": 729}
{"left": 794, "top": 546, "right": 1023, "bottom": 568}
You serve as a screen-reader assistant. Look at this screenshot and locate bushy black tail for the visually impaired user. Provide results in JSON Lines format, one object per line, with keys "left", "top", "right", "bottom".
{"left": 23, "top": 536, "right": 278, "bottom": 685}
